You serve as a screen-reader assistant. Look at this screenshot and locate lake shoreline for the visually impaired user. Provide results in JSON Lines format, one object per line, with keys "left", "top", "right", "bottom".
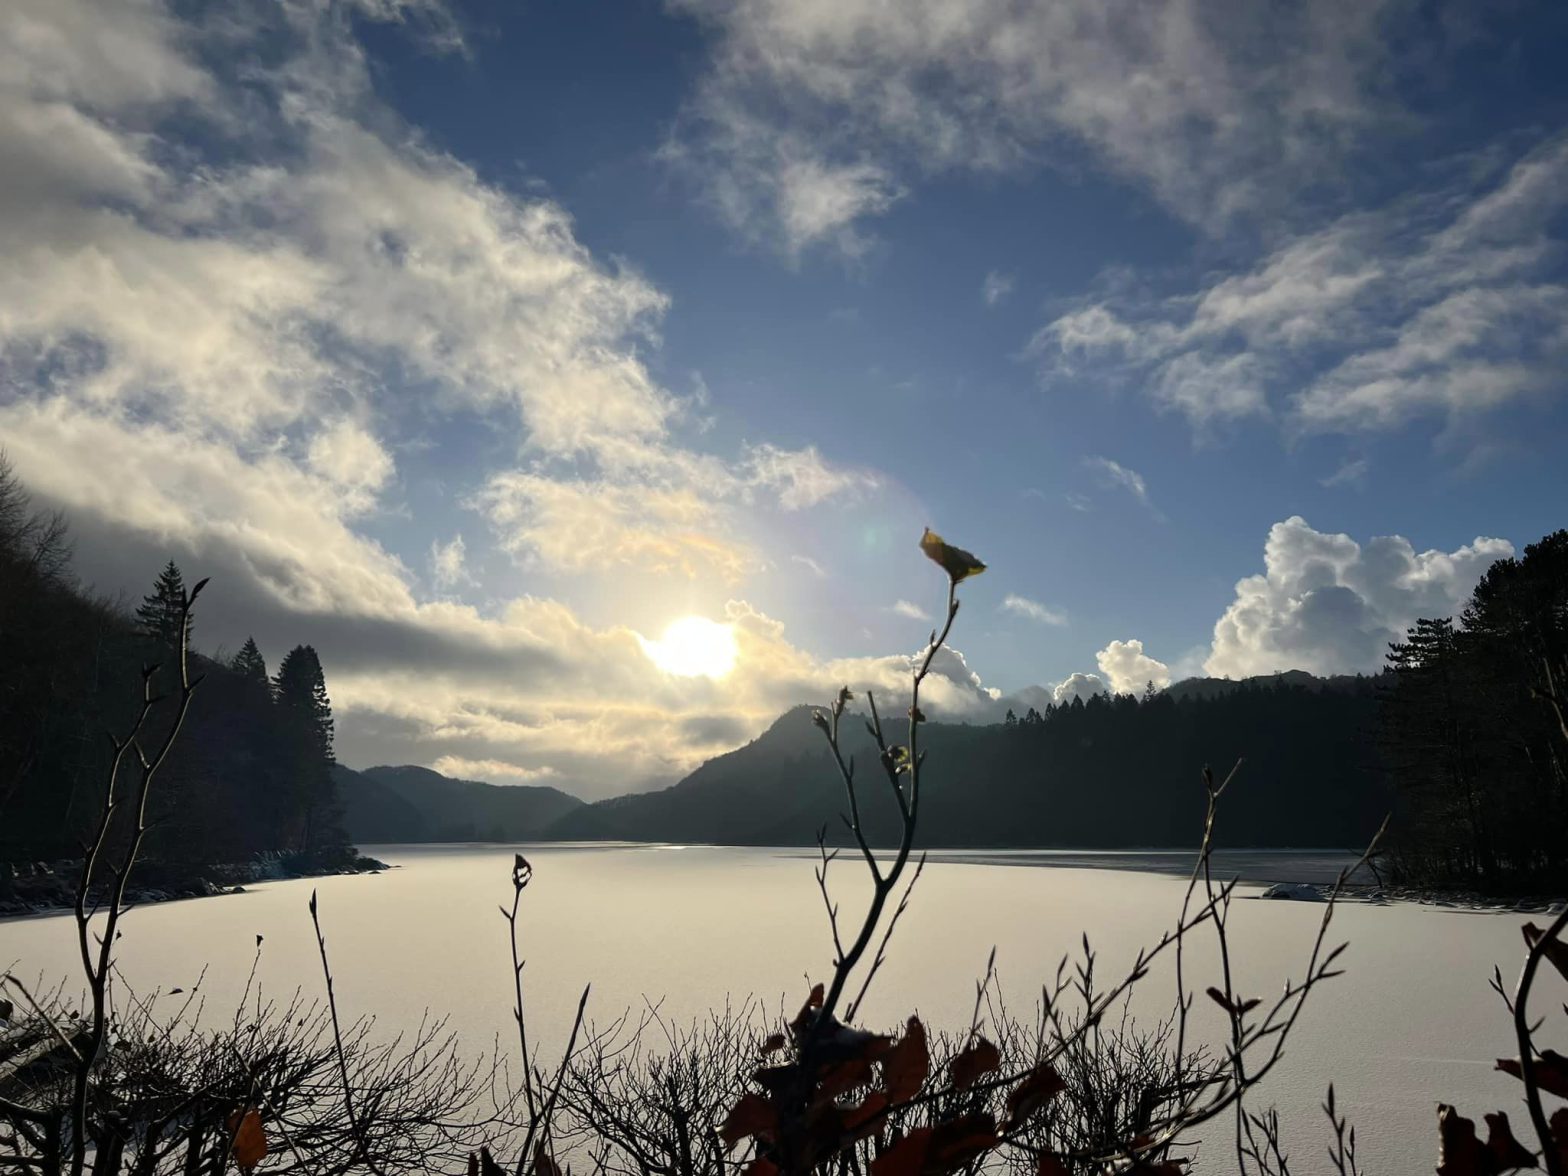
{"left": 0, "top": 851, "right": 390, "bottom": 921}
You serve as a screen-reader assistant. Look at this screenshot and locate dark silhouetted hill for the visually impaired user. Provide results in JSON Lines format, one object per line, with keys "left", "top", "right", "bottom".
{"left": 337, "top": 764, "right": 584, "bottom": 843}
{"left": 542, "top": 677, "right": 1391, "bottom": 849}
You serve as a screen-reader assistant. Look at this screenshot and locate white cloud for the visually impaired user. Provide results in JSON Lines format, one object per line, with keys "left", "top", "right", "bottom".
{"left": 744, "top": 442, "right": 879, "bottom": 509}
{"left": 1001, "top": 594, "right": 1067, "bottom": 626}
{"left": 476, "top": 471, "right": 758, "bottom": 582}
{"left": 892, "top": 599, "right": 932, "bottom": 622}
{"left": 1051, "top": 672, "right": 1109, "bottom": 704}
{"left": 1321, "top": 457, "right": 1369, "bottom": 489}
{"left": 1034, "top": 136, "right": 1568, "bottom": 436}
{"left": 429, "top": 756, "right": 560, "bottom": 785}
{"left": 982, "top": 270, "right": 1015, "bottom": 307}
{"left": 429, "top": 534, "right": 470, "bottom": 590}
{"left": 668, "top": 0, "right": 1413, "bottom": 253}
{"left": 307, "top": 420, "right": 395, "bottom": 513}
{"left": 1204, "top": 516, "right": 1513, "bottom": 679}
{"left": 1095, "top": 638, "right": 1170, "bottom": 694}
{"left": 1085, "top": 456, "right": 1151, "bottom": 505}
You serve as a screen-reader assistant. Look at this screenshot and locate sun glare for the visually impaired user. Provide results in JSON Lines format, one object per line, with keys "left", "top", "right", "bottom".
{"left": 642, "top": 615, "right": 738, "bottom": 678}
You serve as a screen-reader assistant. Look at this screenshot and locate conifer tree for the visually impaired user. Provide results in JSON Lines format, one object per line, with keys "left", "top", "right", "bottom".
{"left": 229, "top": 636, "right": 268, "bottom": 685}
{"left": 136, "top": 560, "right": 190, "bottom": 651}
{"left": 273, "top": 645, "right": 339, "bottom": 854}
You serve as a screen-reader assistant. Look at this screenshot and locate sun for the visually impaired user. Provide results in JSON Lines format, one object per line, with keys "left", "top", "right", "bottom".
{"left": 641, "top": 615, "right": 738, "bottom": 678}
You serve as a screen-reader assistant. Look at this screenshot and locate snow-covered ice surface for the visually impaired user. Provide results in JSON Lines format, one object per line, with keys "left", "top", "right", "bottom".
{"left": 2, "top": 844, "right": 1542, "bottom": 1172}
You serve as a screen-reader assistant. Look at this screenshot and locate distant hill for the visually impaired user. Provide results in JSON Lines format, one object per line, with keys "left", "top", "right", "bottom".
{"left": 541, "top": 674, "right": 1392, "bottom": 849}
{"left": 337, "top": 764, "right": 585, "bottom": 843}
{"left": 1162, "top": 669, "right": 1384, "bottom": 702}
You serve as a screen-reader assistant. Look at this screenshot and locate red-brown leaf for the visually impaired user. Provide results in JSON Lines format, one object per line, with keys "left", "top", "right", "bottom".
{"left": 870, "top": 1127, "right": 933, "bottom": 1176}
{"left": 791, "top": 983, "right": 826, "bottom": 1035}
{"left": 845, "top": 1092, "right": 888, "bottom": 1140}
{"left": 820, "top": 1057, "right": 874, "bottom": 1100}
{"left": 926, "top": 1112, "right": 1000, "bottom": 1173}
{"left": 883, "top": 1017, "right": 930, "bottom": 1104}
{"left": 1004, "top": 1062, "right": 1067, "bottom": 1128}
{"left": 1484, "top": 1111, "right": 1538, "bottom": 1170}
{"left": 227, "top": 1107, "right": 267, "bottom": 1172}
{"left": 742, "top": 1161, "right": 779, "bottom": 1176}
{"left": 1037, "top": 1155, "right": 1070, "bottom": 1176}
{"left": 1437, "top": 1104, "right": 1487, "bottom": 1176}
{"left": 761, "top": 1032, "right": 787, "bottom": 1055}
{"left": 950, "top": 1038, "right": 1001, "bottom": 1092}
{"left": 1497, "top": 1051, "right": 1568, "bottom": 1099}
{"left": 721, "top": 1093, "right": 778, "bottom": 1149}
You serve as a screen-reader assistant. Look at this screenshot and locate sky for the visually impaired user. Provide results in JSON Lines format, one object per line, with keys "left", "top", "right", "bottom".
{"left": 2, "top": 0, "right": 1566, "bottom": 799}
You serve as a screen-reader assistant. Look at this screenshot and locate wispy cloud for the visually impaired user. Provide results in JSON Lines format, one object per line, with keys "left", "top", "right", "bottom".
{"left": 1321, "top": 457, "right": 1369, "bottom": 489}
{"left": 667, "top": 0, "right": 1420, "bottom": 255}
{"left": 1001, "top": 594, "right": 1067, "bottom": 626}
{"left": 892, "top": 599, "right": 932, "bottom": 622}
{"left": 1084, "top": 456, "right": 1151, "bottom": 506}
{"left": 1034, "top": 136, "right": 1568, "bottom": 437}
{"left": 982, "top": 270, "right": 1016, "bottom": 307}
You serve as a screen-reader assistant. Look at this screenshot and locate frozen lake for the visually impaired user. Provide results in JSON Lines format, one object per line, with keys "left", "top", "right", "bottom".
{"left": 1, "top": 843, "right": 1547, "bottom": 1171}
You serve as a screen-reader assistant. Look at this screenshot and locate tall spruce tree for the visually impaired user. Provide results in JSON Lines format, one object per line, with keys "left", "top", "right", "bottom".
{"left": 136, "top": 560, "right": 190, "bottom": 651}
{"left": 229, "top": 637, "right": 268, "bottom": 685}
{"left": 273, "top": 645, "right": 339, "bottom": 855}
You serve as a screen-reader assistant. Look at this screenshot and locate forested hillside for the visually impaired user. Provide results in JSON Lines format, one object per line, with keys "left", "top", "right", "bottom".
{"left": 337, "top": 764, "right": 584, "bottom": 843}
{"left": 0, "top": 459, "right": 351, "bottom": 869}
{"left": 546, "top": 680, "right": 1391, "bottom": 848}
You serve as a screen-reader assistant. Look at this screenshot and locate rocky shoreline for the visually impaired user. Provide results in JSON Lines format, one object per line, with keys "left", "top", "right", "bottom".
{"left": 0, "top": 851, "right": 390, "bottom": 919}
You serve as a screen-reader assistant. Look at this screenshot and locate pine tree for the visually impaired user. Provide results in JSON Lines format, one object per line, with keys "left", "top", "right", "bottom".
{"left": 230, "top": 637, "right": 268, "bottom": 685}
{"left": 136, "top": 560, "right": 190, "bottom": 651}
{"left": 273, "top": 645, "right": 339, "bottom": 855}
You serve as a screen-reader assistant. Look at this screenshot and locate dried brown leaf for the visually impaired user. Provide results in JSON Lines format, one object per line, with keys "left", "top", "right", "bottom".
{"left": 883, "top": 1016, "right": 929, "bottom": 1104}
{"left": 950, "top": 1037, "right": 1001, "bottom": 1092}
{"left": 721, "top": 1093, "right": 778, "bottom": 1149}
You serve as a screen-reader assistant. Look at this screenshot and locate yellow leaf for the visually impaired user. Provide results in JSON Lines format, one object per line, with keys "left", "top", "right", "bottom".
{"left": 919, "top": 528, "right": 986, "bottom": 583}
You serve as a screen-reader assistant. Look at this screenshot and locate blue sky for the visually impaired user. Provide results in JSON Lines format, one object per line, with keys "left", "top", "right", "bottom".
{"left": 2, "top": 0, "right": 1565, "bottom": 797}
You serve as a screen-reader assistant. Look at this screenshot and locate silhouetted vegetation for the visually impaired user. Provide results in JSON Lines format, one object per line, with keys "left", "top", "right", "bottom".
{"left": 0, "top": 456, "right": 359, "bottom": 889}
{"left": 1379, "top": 529, "right": 1568, "bottom": 893}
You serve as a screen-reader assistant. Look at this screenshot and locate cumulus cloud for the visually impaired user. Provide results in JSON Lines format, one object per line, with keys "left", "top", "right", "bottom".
{"left": 1034, "top": 136, "right": 1568, "bottom": 435}
{"left": 668, "top": 0, "right": 1415, "bottom": 253}
{"left": 1051, "top": 673, "right": 1109, "bottom": 704}
{"left": 1204, "top": 516, "right": 1513, "bottom": 679}
{"left": 1001, "top": 594, "right": 1067, "bottom": 626}
{"left": 1095, "top": 639, "right": 1170, "bottom": 694}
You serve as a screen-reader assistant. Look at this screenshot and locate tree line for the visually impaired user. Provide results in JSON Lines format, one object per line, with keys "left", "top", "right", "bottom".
{"left": 0, "top": 457, "right": 348, "bottom": 868}
{"left": 1378, "top": 528, "right": 1568, "bottom": 892}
